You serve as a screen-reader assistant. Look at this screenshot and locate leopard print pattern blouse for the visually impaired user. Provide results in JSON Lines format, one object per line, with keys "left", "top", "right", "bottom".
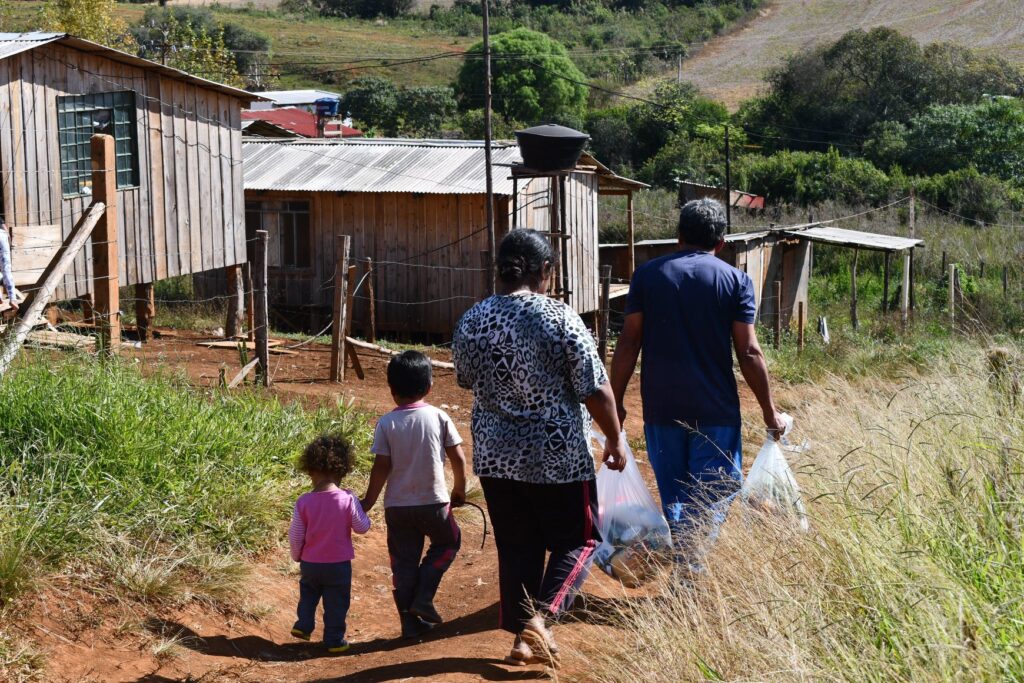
{"left": 452, "top": 292, "right": 607, "bottom": 484}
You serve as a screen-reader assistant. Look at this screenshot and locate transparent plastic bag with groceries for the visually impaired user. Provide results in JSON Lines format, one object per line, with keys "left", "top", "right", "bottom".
{"left": 740, "top": 413, "right": 810, "bottom": 531}
{"left": 592, "top": 432, "right": 672, "bottom": 587}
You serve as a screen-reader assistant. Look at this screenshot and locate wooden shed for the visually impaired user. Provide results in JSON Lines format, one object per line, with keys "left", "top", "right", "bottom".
{"left": 241, "top": 138, "right": 644, "bottom": 337}
{"left": 0, "top": 32, "right": 257, "bottom": 300}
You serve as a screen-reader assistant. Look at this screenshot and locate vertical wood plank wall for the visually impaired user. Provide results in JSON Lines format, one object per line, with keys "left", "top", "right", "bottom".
{"left": 253, "top": 177, "right": 602, "bottom": 336}
{"left": 0, "top": 44, "right": 248, "bottom": 300}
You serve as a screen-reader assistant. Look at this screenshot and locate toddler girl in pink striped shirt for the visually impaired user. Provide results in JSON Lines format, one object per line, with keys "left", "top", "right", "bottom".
{"left": 288, "top": 435, "right": 370, "bottom": 654}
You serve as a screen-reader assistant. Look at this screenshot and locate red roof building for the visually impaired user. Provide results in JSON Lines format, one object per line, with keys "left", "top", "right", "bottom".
{"left": 241, "top": 107, "right": 362, "bottom": 139}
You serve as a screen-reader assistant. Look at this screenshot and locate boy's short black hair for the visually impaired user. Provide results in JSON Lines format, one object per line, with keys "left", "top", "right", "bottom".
{"left": 387, "top": 350, "right": 432, "bottom": 398}
{"left": 298, "top": 435, "right": 354, "bottom": 477}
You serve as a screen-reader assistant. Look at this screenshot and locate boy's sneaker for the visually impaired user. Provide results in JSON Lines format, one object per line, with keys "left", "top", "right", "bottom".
{"left": 290, "top": 628, "right": 311, "bottom": 641}
{"left": 326, "top": 641, "right": 350, "bottom": 655}
{"left": 400, "top": 612, "right": 434, "bottom": 639}
{"left": 409, "top": 601, "right": 443, "bottom": 625}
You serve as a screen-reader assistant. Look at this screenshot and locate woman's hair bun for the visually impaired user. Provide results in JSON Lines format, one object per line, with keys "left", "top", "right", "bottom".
{"left": 495, "top": 230, "right": 553, "bottom": 286}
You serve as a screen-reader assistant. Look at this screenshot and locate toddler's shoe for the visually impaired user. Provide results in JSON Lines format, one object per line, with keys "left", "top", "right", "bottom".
{"left": 326, "top": 641, "right": 351, "bottom": 654}
{"left": 290, "top": 627, "right": 311, "bottom": 641}
{"left": 400, "top": 612, "right": 434, "bottom": 639}
{"left": 409, "top": 601, "right": 443, "bottom": 625}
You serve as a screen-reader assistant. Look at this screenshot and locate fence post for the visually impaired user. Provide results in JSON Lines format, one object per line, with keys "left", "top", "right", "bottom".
{"left": 91, "top": 134, "right": 119, "bottom": 356}
{"left": 364, "top": 257, "right": 376, "bottom": 343}
{"left": 908, "top": 188, "right": 916, "bottom": 238}
{"left": 245, "top": 262, "right": 255, "bottom": 343}
{"left": 344, "top": 263, "right": 363, "bottom": 379}
{"left": 850, "top": 247, "right": 859, "bottom": 331}
{"left": 941, "top": 251, "right": 947, "bottom": 276}
{"left": 330, "top": 235, "right": 351, "bottom": 383}
{"left": 980, "top": 260, "right": 986, "bottom": 279}
{"left": 480, "top": 250, "right": 492, "bottom": 298}
{"left": 901, "top": 249, "right": 911, "bottom": 328}
{"left": 134, "top": 283, "right": 155, "bottom": 343}
{"left": 598, "top": 265, "right": 611, "bottom": 362}
{"left": 948, "top": 263, "right": 956, "bottom": 327}
{"left": 225, "top": 264, "right": 245, "bottom": 338}
{"left": 909, "top": 247, "right": 916, "bottom": 312}
{"left": 882, "top": 251, "right": 891, "bottom": 313}
{"left": 254, "top": 230, "right": 270, "bottom": 387}
{"left": 797, "top": 300, "right": 805, "bottom": 354}
{"left": 1003, "top": 265, "right": 1009, "bottom": 298}
{"left": 773, "top": 280, "right": 782, "bottom": 349}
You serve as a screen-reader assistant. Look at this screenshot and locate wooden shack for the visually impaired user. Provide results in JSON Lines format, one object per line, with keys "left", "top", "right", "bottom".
{"left": 241, "top": 138, "right": 645, "bottom": 336}
{"left": 0, "top": 32, "right": 256, "bottom": 300}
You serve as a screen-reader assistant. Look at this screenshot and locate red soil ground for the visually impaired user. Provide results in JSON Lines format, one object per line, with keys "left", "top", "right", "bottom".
{"left": 21, "top": 331, "right": 760, "bottom": 682}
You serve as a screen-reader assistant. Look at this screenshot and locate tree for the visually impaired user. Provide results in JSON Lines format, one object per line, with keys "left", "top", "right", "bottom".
{"left": 132, "top": 7, "right": 271, "bottom": 87}
{"left": 40, "top": 0, "right": 136, "bottom": 51}
{"left": 455, "top": 28, "right": 587, "bottom": 125}
{"left": 134, "top": 13, "right": 244, "bottom": 88}
{"left": 340, "top": 77, "right": 400, "bottom": 135}
{"left": 396, "top": 86, "right": 457, "bottom": 137}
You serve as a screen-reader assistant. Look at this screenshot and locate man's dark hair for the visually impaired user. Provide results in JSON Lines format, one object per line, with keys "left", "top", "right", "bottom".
{"left": 387, "top": 350, "right": 432, "bottom": 398}
{"left": 298, "top": 435, "right": 354, "bottom": 477}
{"left": 496, "top": 229, "right": 553, "bottom": 285}
{"left": 678, "top": 198, "right": 728, "bottom": 249}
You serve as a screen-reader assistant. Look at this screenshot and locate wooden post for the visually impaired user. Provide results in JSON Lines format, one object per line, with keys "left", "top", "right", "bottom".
{"left": 909, "top": 248, "right": 916, "bottom": 312}
{"left": 941, "top": 251, "right": 947, "bottom": 276}
{"left": 908, "top": 188, "right": 916, "bottom": 238}
{"left": 948, "top": 263, "right": 956, "bottom": 326}
{"left": 245, "top": 262, "right": 255, "bottom": 342}
{"left": 598, "top": 265, "right": 611, "bottom": 362}
{"left": 225, "top": 264, "right": 245, "bottom": 338}
{"left": 797, "top": 301, "right": 805, "bottom": 353}
{"left": 80, "top": 294, "right": 94, "bottom": 325}
{"left": 980, "top": 260, "right": 986, "bottom": 279}
{"left": 850, "top": 248, "right": 859, "bottom": 330}
{"left": 1003, "top": 265, "right": 1009, "bottom": 298}
{"left": 482, "top": 0, "right": 495, "bottom": 296}
{"left": 330, "top": 235, "right": 351, "bottom": 383}
{"left": 0, "top": 203, "right": 105, "bottom": 378}
{"left": 134, "top": 283, "right": 155, "bottom": 343}
{"left": 344, "top": 263, "right": 362, "bottom": 379}
{"left": 480, "top": 250, "right": 492, "bottom": 298}
{"left": 626, "top": 191, "right": 636, "bottom": 277}
{"left": 773, "top": 280, "right": 782, "bottom": 349}
{"left": 254, "top": 230, "right": 270, "bottom": 387}
{"left": 91, "top": 134, "right": 119, "bottom": 356}
{"left": 901, "top": 249, "right": 911, "bottom": 328}
{"left": 882, "top": 251, "right": 891, "bottom": 313}
{"left": 364, "top": 257, "right": 376, "bottom": 343}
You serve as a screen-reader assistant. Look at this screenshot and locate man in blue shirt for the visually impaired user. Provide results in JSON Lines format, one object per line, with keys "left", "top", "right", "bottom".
{"left": 610, "top": 198, "right": 782, "bottom": 569}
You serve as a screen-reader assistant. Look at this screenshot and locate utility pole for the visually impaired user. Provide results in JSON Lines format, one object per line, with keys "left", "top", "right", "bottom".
{"left": 724, "top": 125, "right": 732, "bottom": 234}
{"left": 482, "top": 0, "right": 495, "bottom": 295}
{"left": 677, "top": 53, "right": 682, "bottom": 84}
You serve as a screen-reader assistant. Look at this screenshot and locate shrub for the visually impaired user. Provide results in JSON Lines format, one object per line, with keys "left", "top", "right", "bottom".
{"left": 735, "top": 148, "right": 894, "bottom": 205}
{"left": 915, "top": 166, "right": 1010, "bottom": 224}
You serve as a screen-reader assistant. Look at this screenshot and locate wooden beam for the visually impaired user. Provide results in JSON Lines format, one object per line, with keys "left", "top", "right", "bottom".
{"left": 227, "top": 357, "right": 259, "bottom": 389}
{"left": 598, "top": 265, "right": 611, "bottom": 362}
{"left": 882, "top": 251, "right": 891, "bottom": 313}
{"left": 91, "top": 134, "right": 120, "bottom": 356}
{"left": 0, "top": 202, "right": 105, "bottom": 378}
{"left": 364, "top": 257, "right": 377, "bottom": 343}
{"left": 254, "top": 230, "right": 270, "bottom": 387}
{"left": 901, "top": 249, "right": 910, "bottom": 327}
{"left": 343, "top": 263, "right": 364, "bottom": 380}
{"left": 346, "top": 336, "right": 454, "bottom": 370}
{"left": 850, "top": 247, "right": 859, "bottom": 330}
{"left": 626, "top": 191, "right": 635, "bottom": 277}
{"left": 330, "top": 235, "right": 351, "bottom": 382}
{"left": 134, "top": 283, "right": 155, "bottom": 343}
{"left": 774, "top": 280, "right": 782, "bottom": 349}
{"left": 225, "top": 264, "right": 245, "bottom": 338}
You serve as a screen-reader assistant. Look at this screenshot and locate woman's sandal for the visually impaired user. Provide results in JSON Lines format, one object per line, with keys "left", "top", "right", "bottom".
{"left": 519, "top": 624, "right": 561, "bottom": 668}
{"left": 504, "top": 641, "right": 535, "bottom": 666}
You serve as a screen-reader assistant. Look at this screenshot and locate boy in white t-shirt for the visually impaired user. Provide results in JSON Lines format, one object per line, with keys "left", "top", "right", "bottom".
{"left": 361, "top": 351, "right": 467, "bottom": 639}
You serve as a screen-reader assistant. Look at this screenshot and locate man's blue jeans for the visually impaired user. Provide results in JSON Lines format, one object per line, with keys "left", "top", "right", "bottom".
{"left": 294, "top": 561, "right": 352, "bottom": 647}
{"left": 644, "top": 423, "right": 742, "bottom": 565}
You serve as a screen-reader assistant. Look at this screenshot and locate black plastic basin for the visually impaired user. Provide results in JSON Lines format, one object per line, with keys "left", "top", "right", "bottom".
{"left": 515, "top": 124, "right": 590, "bottom": 172}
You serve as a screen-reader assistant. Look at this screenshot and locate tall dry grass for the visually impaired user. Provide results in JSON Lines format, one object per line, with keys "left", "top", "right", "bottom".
{"left": 570, "top": 344, "right": 1023, "bottom": 681}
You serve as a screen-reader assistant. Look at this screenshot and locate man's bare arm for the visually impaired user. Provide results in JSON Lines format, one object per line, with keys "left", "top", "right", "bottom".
{"left": 609, "top": 312, "right": 643, "bottom": 424}
{"left": 732, "top": 321, "right": 784, "bottom": 436}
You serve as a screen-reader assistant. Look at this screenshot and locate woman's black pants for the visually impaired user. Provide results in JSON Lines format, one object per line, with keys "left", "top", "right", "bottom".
{"left": 480, "top": 477, "right": 600, "bottom": 634}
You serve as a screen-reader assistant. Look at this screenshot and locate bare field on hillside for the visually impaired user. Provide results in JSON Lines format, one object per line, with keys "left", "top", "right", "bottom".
{"left": 683, "top": 0, "right": 1024, "bottom": 109}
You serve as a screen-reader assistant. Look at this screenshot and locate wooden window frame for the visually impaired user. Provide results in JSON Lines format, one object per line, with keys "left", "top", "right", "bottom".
{"left": 57, "top": 91, "right": 140, "bottom": 198}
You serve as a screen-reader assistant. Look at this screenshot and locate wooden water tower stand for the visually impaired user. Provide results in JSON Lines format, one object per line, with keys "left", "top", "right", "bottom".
{"left": 509, "top": 164, "right": 572, "bottom": 303}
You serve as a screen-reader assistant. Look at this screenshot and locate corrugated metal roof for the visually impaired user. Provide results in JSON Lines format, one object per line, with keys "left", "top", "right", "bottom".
{"left": 785, "top": 226, "right": 923, "bottom": 252}
{"left": 0, "top": 32, "right": 260, "bottom": 101}
{"left": 252, "top": 89, "right": 342, "bottom": 106}
{"left": 243, "top": 139, "right": 524, "bottom": 195}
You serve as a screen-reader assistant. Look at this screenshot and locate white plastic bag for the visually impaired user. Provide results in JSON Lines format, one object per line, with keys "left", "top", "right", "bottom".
{"left": 592, "top": 432, "right": 672, "bottom": 587}
{"left": 741, "top": 418, "right": 810, "bottom": 531}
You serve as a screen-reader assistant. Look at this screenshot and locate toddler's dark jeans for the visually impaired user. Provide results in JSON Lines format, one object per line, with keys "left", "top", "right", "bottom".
{"left": 294, "top": 560, "right": 352, "bottom": 647}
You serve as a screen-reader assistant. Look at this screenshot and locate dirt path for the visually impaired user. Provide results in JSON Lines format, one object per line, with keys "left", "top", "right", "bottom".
{"left": 26, "top": 332, "right": 757, "bottom": 683}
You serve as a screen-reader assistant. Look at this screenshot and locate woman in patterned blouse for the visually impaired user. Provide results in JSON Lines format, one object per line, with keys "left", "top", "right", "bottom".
{"left": 453, "top": 229, "right": 627, "bottom": 666}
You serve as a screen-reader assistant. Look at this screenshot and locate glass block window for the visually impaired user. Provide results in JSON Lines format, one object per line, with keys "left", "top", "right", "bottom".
{"left": 57, "top": 91, "right": 139, "bottom": 197}
{"left": 280, "top": 201, "right": 311, "bottom": 269}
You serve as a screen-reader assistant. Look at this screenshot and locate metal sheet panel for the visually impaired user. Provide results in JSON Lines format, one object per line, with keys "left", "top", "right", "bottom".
{"left": 786, "top": 226, "right": 923, "bottom": 252}
{"left": 243, "top": 139, "right": 524, "bottom": 195}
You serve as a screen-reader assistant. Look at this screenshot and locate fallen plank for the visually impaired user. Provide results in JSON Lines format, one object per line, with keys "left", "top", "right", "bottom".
{"left": 26, "top": 329, "right": 96, "bottom": 351}
{"left": 227, "top": 358, "right": 260, "bottom": 389}
{"left": 345, "top": 336, "right": 455, "bottom": 370}
{"left": 269, "top": 347, "right": 299, "bottom": 356}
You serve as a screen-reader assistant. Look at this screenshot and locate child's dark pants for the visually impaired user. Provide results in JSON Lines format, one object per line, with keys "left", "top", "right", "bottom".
{"left": 480, "top": 477, "right": 600, "bottom": 634}
{"left": 294, "top": 561, "right": 352, "bottom": 647}
{"left": 385, "top": 503, "right": 461, "bottom": 613}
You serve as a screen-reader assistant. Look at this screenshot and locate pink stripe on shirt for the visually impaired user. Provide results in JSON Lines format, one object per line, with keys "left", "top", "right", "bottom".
{"left": 288, "top": 487, "right": 370, "bottom": 563}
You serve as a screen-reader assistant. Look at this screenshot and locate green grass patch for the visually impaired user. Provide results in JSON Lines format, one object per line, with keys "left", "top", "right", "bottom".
{"left": 0, "top": 353, "right": 372, "bottom": 606}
